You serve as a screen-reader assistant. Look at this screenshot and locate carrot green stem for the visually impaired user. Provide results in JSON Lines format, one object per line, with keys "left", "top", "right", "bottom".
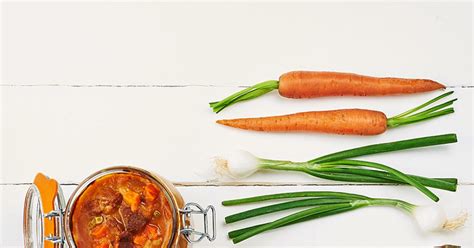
{"left": 390, "top": 91, "right": 454, "bottom": 119}
{"left": 387, "top": 107, "right": 454, "bottom": 128}
{"left": 309, "top": 133, "right": 457, "bottom": 163}
{"left": 408, "top": 99, "right": 457, "bottom": 117}
{"left": 209, "top": 80, "right": 279, "bottom": 113}
{"left": 387, "top": 91, "right": 456, "bottom": 128}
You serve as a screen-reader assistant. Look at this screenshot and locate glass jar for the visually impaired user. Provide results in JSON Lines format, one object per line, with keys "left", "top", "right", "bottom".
{"left": 24, "top": 166, "right": 216, "bottom": 248}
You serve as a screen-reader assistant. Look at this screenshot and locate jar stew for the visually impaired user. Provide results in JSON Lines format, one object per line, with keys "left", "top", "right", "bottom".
{"left": 71, "top": 173, "right": 173, "bottom": 248}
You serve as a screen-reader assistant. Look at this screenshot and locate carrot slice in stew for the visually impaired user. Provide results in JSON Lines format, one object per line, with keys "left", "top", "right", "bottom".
{"left": 90, "top": 224, "right": 108, "bottom": 239}
{"left": 119, "top": 188, "right": 141, "bottom": 212}
{"left": 133, "top": 234, "right": 148, "bottom": 246}
{"left": 93, "top": 242, "right": 110, "bottom": 248}
{"left": 145, "top": 184, "right": 159, "bottom": 202}
{"left": 133, "top": 225, "right": 159, "bottom": 245}
{"left": 145, "top": 225, "right": 159, "bottom": 240}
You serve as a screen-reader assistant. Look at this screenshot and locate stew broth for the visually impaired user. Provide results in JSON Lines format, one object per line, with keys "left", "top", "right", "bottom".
{"left": 71, "top": 173, "right": 173, "bottom": 248}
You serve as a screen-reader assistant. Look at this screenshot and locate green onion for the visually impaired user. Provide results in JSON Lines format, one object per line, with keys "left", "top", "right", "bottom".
{"left": 228, "top": 205, "right": 357, "bottom": 239}
{"left": 314, "top": 167, "right": 457, "bottom": 191}
{"left": 95, "top": 216, "right": 104, "bottom": 224}
{"left": 232, "top": 203, "right": 353, "bottom": 244}
{"left": 225, "top": 197, "right": 353, "bottom": 223}
{"left": 319, "top": 160, "right": 439, "bottom": 201}
{"left": 223, "top": 191, "right": 467, "bottom": 244}
{"left": 222, "top": 191, "right": 369, "bottom": 206}
{"left": 259, "top": 159, "right": 454, "bottom": 201}
{"left": 214, "top": 134, "right": 458, "bottom": 202}
{"left": 309, "top": 133, "right": 457, "bottom": 164}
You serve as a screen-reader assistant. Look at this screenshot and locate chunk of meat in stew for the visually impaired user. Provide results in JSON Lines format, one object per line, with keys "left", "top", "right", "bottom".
{"left": 71, "top": 173, "right": 173, "bottom": 248}
{"left": 119, "top": 206, "right": 148, "bottom": 234}
{"left": 84, "top": 187, "right": 123, "bottom": 214}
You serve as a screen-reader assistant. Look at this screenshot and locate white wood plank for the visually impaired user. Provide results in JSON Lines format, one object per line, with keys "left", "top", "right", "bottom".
{"left": 1, "top": 184, "right": 472, "bottom": 247}
{"left": 2, "top": 2, "right": 471, "bottom": 86}
{"left": 2, "top": 2, "right": 472, "bottom": 248}
{"left": 2, "top": 87, "right": 472, "bottom": 184}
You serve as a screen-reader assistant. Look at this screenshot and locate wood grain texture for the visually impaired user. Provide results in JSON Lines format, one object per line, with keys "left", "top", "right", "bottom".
{"left": 1, "top": 2, "right": 472, "bottom": 247}
{"left": 2, "top": 2, "right": 472, "bottom": 86}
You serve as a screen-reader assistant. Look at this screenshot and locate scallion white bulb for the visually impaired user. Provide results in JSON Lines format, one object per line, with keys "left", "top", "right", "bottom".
{"left": 412, "top": 205, "right": 468, "bottom": 232}
{"left": 214, "top": 150, "right": 261, "bottom": 179}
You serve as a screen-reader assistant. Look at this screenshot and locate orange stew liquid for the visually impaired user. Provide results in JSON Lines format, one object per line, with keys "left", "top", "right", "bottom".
{"left": 72, "top": 173, "right": 173, "bottom": 248}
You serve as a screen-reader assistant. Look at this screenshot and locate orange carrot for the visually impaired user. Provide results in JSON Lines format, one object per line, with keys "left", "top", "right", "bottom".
{"left": 90, "top": 224, "right": 108, "bottom": 239}
{"left": 217, "top": 109, "right": 387, "bottom": 135}
{"left": 216, "top": 91, "right": 456, "bottom": 135}
{"left": 133, "top": 225, "right": 159, "bottom": 245}
{"left": 209, "top": 71, "right": 445, "bottom": 113}
{"left": 93, "top": 242, "right": 110, "bottom": 248}
{"left": 119, "top": 188, "right": 141, "bottom": 212}
{"left": 144, "top": 184, "right": 159, "bottom": 202}
{"left": 278, "top": 71, "right": 445, "bottom": 98}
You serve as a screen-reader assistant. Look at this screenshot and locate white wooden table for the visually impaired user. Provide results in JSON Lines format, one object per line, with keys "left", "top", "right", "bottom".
{"left": 1, "top": 2, "right": 472, "bottom": 247}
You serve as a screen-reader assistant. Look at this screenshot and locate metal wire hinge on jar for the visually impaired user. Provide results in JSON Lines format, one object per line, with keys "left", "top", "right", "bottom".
{"left": 179, "top": 202, "right": 216, "bottom": 243}
{"left": 24, "top": 180, "right": 67, "bottom": 248}
{"left": 43, "top": 209, "right": 64, "bottom": 245}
